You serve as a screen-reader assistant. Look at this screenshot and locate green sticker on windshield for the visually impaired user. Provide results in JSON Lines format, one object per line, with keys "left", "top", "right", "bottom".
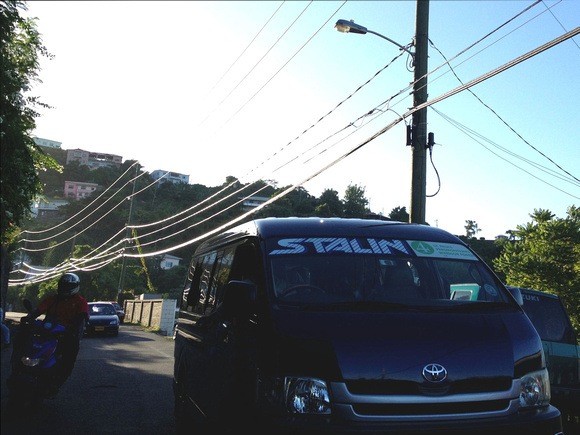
{"left": 409, "top": 241, "right": 477, "bottom": 260}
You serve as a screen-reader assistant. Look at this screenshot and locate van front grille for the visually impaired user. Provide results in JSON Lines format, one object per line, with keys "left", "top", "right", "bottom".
{"left": 345, "top": 377, "right": 511, "bottom": 396}
{"left": 353, "top": 400, "right": 510, "bottom": 416}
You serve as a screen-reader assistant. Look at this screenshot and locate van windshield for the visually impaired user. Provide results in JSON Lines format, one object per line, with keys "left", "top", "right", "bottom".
{"left": 265, "top": 237, "right": 509, "bottom": 308}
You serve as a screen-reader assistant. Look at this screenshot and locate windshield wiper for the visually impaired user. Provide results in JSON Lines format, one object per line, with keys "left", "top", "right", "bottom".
{"left": 433, "top": 301, "right": 514, "bottom": 312}
{"left": 303, "top": 300, "right": 412, "bottom": 312}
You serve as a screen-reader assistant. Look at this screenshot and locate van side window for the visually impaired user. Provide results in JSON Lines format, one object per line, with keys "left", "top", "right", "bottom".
{"left": 187, "top": 259, "right": 202, "bottom": 311}
{"left": 205, "top": 247, "right": 235, "bottom": 315}
{"left": 193, "top": 252, "right": 217, "bottom": 315}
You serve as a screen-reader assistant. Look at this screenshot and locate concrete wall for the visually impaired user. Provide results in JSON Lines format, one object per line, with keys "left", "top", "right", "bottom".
{"left": 124, "top": 299, "right": 176, "bottom": 336}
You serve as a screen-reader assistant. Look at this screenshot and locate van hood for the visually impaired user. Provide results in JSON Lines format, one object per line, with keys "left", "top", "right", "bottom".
{"left": 270, "top": 307, "right": 542, "bottom": 384}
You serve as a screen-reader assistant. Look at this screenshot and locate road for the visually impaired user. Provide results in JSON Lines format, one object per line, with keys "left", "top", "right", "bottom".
{"left": 2, "top": 322, "right": 577, "bottom": 434}
{"left": 1, "top": 324, "right": 176, "bottom": 435}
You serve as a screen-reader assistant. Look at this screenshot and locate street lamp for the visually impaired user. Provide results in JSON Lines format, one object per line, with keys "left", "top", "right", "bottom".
{"left": 335, "top": 6, "right": 429, "bottom": 224}
{"left": 334, "top": 19, "right": 415, "bottom": 62}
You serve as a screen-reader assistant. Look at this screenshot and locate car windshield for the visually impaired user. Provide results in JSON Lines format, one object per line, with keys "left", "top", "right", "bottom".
{"left": 90, "top": 304, "right": 116, "bottom": 316}
{"left": 266, "top": 237, "right": 509, "bottom": 309}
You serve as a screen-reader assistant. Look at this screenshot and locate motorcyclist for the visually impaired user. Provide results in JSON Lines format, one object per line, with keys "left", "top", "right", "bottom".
{"left": 10, "top": 272, "right": 89, "bottom": 394}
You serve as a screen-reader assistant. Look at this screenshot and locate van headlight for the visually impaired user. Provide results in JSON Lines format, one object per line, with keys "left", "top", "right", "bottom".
{"left": 519, "top": 368, "right": 551, "bottom": 408}
{"left": 285, "top": 377, "right": 331, "bottom": 414}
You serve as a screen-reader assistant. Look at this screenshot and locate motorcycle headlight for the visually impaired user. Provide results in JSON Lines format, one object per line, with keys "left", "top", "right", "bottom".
{"left": 285, "top": 377, "right": 331, "bottom": 415}
{"left": 519, "top": 368, "right": 551, "bottom": 408}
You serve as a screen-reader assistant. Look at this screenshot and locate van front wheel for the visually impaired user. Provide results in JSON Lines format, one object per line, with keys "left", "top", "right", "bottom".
{"left": 174, "top": 377, "right": 190, "bottom": 434}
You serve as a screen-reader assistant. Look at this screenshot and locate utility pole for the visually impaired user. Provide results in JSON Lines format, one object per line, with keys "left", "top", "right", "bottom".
{"left": 410, "top": 0, "right": 429, "bottom": 224}
{"left": 69, "top": 231, "right": 77, "bottom": 258}
{"left": 117, "top": 164, "right": 139, "bottom": 302}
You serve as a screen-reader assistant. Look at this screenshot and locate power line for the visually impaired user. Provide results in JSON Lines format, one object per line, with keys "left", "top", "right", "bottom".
{"left": 429, "top": 40, "right": 579, "bottom": 185}
{"left": 223, "top": 1, "right": 347, "bottom": 126}
{"left": 205, "top": 1, "right": 286, "bottom": 97}
{"left": 431, "top": 107, "right": 580, "bottom": 199}
{"left": 541, "top": 0, "right": 580, "bottom": 51}
{"left": 21, "top": 161, "right": 141, "bottom": 235}
{"left": 19, "top": 169, "right": 165, "bottom": 250}
{"left": 200, "top": 1, "right": 315, "bottom": 127}
{"left": 11, "top": 22, "right": 579, "bottom": 285}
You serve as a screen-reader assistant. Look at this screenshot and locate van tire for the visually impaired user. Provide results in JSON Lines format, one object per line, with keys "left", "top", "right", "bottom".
{"left": 174, "top": 368, "right": 209, "bottom": 434}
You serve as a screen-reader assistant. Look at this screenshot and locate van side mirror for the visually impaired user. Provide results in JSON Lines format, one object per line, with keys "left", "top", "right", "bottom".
{"left": 222, "top": 280, "right": 257, "bottom": 320}
{"left": 505, "top": 286, "right": 523, "bottom": 306}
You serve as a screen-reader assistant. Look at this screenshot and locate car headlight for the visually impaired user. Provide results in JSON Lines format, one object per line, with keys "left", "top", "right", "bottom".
{"left": 285, "top": 377, "right": 331, "bottom": 415}
{"left": 109, "top": 319, "right": 119, "bottom": 325}
{"left": 519, "top": 368, "right": 551, "bottom": 408}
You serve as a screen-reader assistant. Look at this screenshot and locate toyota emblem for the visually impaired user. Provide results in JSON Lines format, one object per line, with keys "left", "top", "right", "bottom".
{"left": 422, "top": 363, "right": 447, "bottom": 383}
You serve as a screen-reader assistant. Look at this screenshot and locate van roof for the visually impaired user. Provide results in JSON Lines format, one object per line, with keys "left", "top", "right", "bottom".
{"left": 195, "top": 217, "right": 464, "bottom": 253}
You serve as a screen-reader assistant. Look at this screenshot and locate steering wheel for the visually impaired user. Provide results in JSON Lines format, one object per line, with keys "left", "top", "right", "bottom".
{"left": 279, "top": 284, "right": 326, "bottom": 298}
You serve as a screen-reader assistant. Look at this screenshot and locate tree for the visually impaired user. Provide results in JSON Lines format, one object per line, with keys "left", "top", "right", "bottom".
{"left": 464, "top": 220, "right": 481, "bottom": 239}
{"left": 388, "top": 206, "right": 409, "bottom": 223}
{"left": 260, "top": 186, "right": 317, "bottom": 218}
{"left": 71, "top": 245, "right": 121, "bottom": 302}
{"left": 315, "top": 188, "right": 343, "bottom": 217}
{"left": 1, "top": 1, "right": 60, "bottom": 311}
{"left": 154, "top": 264, "right": 187, "bottom": 299}
{"left": 342, "top": 184, "right": 370, "bottom": 218}
{"left": 493, "top": 206, "right": 580, "bottom": 336}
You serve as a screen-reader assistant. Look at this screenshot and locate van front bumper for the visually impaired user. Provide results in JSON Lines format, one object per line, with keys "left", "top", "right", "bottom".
{"left": 264, "top": 404, "right": 562, "bottom": 435}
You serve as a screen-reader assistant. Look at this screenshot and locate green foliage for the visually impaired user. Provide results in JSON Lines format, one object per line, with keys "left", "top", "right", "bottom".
{"left": 7, "top": 281, "right": 40, "bottom": 310}
{"left": 464, "top": 220, "right": 481, "bottom": 239}
{"left": 151, "top": 264, "right": 187, "bottom": 294}
{"left": 342, "top": 184, "right": 370, "bottom": 218}
{"left": 82, "top": 268, "right": 120, "bottom": 302}
{"left": 388, "top": 206, "right": 409, "bottom": 223}
{"left": 315, "top": 189, "right": 343, "bottom": 217}
{"left": 0, "top": 1, "right": 61, "bottom": 245}
{"left": 261, "top": 186, "right": 317, "bottom": 217}
{"left": 493, "top": 206, "right": 580, "bottom": 336}
{"left": 37, "top": 276, "right": 57, "bottom": 300}
{"left": 459, "top": 236, "right": 503, "bottom": 278}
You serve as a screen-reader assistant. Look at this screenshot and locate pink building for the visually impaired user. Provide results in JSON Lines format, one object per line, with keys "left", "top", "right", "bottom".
{"left": 64, "top": 181, "right": 99, "bottom": 200}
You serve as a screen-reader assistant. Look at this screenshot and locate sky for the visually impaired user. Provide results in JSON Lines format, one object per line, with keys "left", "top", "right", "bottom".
{"left": 22, "top": 1, "right": 579, "bottom": 240}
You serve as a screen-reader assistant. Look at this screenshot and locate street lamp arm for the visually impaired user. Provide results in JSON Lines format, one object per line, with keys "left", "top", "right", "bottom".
{"left": 366, "top": 29, "right": 414, "bottom": 58}
{"left": 335, "top": 19, "right": 414, "bottom": 59}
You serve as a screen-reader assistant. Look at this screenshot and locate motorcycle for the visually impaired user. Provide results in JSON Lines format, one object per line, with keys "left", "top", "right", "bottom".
{"left": 6, "top": 299, "right": 67, "bottom": 411}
